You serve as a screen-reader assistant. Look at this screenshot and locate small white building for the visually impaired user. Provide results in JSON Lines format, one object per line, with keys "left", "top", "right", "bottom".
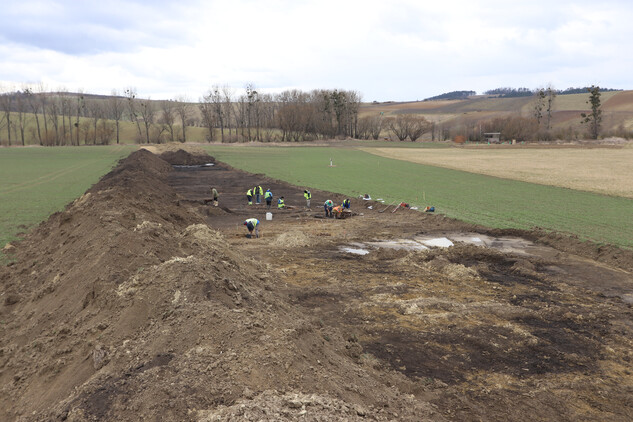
{"left": 483, "top": 132, "right": 501, "bottom": 143}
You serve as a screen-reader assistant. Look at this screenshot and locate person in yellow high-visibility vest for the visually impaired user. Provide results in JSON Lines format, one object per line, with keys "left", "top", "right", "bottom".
{"left": 254, "top": 185, "right": 263, "bottom": 204}
{"left": 246, "top": 188, "right": 253, "bottom": 205}
{"left": 265, "top": 189, "right": 273, "bottom": 209}
{"left": 243, "top": 218, "right": 260, "bottom": 238}
{"left": 277, "top": 196, "right": 285, "bottom": 209}
{"left": 304, "top": 189, "right": 311, "bottom": 208}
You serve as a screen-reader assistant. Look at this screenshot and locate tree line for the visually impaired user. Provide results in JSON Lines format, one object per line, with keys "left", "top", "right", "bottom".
{"left": 199, "top": 85, "right": 363, "bottom": 142}
{"left": 0, "top": 84, "right": 374, "bottom": 145}
{"left": 484, "top": 86, "right": 621, "bottom": 98}
{"left": 0, "top": 82, "right": 622, "bottom": 146}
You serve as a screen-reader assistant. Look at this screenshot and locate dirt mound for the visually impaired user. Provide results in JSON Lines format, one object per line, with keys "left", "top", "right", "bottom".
{"left": 160, "top": 149, "right": 215, "bottom": 166}
{"left": 0, "top": 150, "right": 437, "bottom": 421}
{"left": 3, "top": 149, "right": 633, "bottom": 421}
{"left": 272, "top": 231, "right": 312, "bottom": 248}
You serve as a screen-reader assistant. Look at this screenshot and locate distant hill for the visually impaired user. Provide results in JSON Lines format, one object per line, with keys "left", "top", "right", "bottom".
{"left": 360, "top": 90, "right": 633, "bottom": 141}
{"left": 424, "top": 91, "right": 476, "bottom": 101}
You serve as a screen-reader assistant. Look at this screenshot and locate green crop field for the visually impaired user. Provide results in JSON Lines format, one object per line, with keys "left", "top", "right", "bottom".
{"left": 2, "top": 144, "right": 631, "bottom": 255}
{"left": 204, "top": 145, "right": 633, "bottom": 249}
{"left": 0, "top": 145, "right": 136, "bottom": 251}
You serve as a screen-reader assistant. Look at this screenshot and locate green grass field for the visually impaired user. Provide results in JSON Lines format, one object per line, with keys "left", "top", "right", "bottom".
{"left": 0, "top": 145, "right": 136, "bottom": 249}
{"left": 204, "top": 145, "right": 633, "bottom": 249}
{"left": 1, "top": 144, "right": 631, "bottom": 254}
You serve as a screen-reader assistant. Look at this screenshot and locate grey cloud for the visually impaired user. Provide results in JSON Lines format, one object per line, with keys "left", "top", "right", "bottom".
{"left": 0, "top": 0, "right": 198, "bottom": 55}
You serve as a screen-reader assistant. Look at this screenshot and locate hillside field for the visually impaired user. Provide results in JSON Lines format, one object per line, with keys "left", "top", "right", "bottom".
{"left": 363, "top": 90, "right": 633, "bottom": 135}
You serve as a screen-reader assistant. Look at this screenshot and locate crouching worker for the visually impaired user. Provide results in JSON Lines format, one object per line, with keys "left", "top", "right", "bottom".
{"left": 342, "top": 198, "right": 350, "bottom": 209}
{"left": 332, "top": 205, "right": 343, "bottom": 218}
{"left": 211, "top": 187, "right": 219, "bottom": 207}
{"left": 243, "top": 218, "right": 260, "bottom": 238}
{"left": 324, "top": 199, "right": 334, "bottom": 218}
{"left": 277, "top": 196, "right": 285, "bottom": 209}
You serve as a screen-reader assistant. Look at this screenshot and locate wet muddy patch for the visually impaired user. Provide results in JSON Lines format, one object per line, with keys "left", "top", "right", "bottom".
{"left": 362, "top": 314, "right": 603, "bottom": 385}
{"left": 340, "top": 233, "right": 542, "bottom": 256}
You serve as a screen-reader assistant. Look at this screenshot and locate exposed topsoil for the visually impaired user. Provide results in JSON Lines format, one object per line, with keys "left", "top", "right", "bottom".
{"left": 1, "top": 148, "right": 632, "bottom": 421}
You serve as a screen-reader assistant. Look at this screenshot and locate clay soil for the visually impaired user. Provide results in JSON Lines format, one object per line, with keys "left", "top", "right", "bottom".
{"left": 1, "top": 148, "right": 633, "bottom": 421}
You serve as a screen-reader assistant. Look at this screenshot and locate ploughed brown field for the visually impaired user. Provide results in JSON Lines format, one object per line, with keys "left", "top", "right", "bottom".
{"left": 363, "top": 145, "right": 633, "bottom": 198}
{"left": 1, "top": 146, "right": 632, "bottom": 421}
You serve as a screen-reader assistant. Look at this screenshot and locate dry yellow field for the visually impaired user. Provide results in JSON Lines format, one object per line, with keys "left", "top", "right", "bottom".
{"left": 362, "top": 146, "right": 633, "bottom": 198}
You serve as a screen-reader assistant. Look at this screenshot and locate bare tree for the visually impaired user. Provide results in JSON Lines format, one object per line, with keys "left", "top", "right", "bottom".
{"left": 545, "top": 85, "right": 557, "bottom": 131}
{"left": 259, "top": 93, "right": 278, "bottom": 142}
{"left": 581, "top": 85, "right": 602, "bottom": 140}
{"left": 357, "top": 115, "right": 383, "bottom": 140}
{"left": 159, "top": 100, "right": 176, "bottom": 142}
{"left": 37, "top": 83, "right": 50, "bottom": 145}
{"left": 125, "top": 88, "right": 143, "bottom": 142}
{"left": 0, "top": 86, "right": 13, "bottom": 145}
{"left": 108, "top": 90, "right": 123, "bottom": 144}
{"left": 244, "top": 83, "right": 259, "bottom": 142}
{"left": 199, "top": 95, "right": 215, "bottom": 142}
{"left": 235, "top": 95, "right": 247, "bottom": 141}
{"left": 222, "top": 86, "right": 235, "bottom": 138}
{"left": 79, "top": 119, "right": 91, "bottom": 144}
{"left": 24, "top": 87, "right": 43, "bottom": 145}
{"left": 14, "top": 90, "right": 28, "bottom": 145}
{"left": 407, "top": 116, "right": 432, "bottom": 141}
{"left": 97, "top": 119, "right": 115, "bottom": 145}
{"left": 60, "top": 90, "right": 74, "bottom": 145}
{"left": 346, "top": 90, "right": 362, "bottom": 138}
{"left": 86, "top": 99, "right": 103, "bottom": 145}
{"left": 384, "top": 114, "right": 431, "bottom": 142}
{"left": 46, "top": 96, "right": 61, "bottom": 145}
{"left": 174, "top": 95, "right": 192, "bottom": 143}
{"left": 138, "top": 98, "right": 155, "bottom": 144}
{"left": 533, "top": 88, "right": 545, "bottom": 127}
{"left": 385, "top": 115, "right": 410, "bottom": 141}
{"left": 204, "top": 87, "right": 225, "bottom": 142}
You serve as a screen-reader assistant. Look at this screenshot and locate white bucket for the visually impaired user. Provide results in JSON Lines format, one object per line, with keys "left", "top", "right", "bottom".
{"left": 266, "top": 212, "right": 272, "bottom": 221}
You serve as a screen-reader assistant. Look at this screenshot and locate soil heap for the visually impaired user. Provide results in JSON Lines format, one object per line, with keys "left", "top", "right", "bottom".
{"left": 159, "top": 149, "right": 215, "bottom": 166}
{"left": 0, "top": 150, "right": 438, "bottom": 421}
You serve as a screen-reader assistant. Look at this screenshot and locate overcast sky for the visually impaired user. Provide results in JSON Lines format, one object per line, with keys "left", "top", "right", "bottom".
{"left": 1, "top": 0, "right": 631, "bottom": 102}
